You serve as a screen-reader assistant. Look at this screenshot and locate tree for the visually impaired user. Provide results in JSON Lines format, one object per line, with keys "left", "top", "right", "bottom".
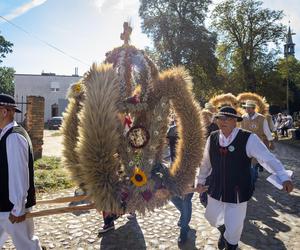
{"left": 0, "top": 32, "right": 14, "bottom": 95}
{"left": 0, "top": 32, "right": 13, "bottom": 64}
{"left": 139, "top": 0, "right": 219, "bottom": 101}
{"left": 0, "top": 67, "right": 15, "bottom": 95}
{"left": 276, "top": 56, "right": 300, "bottom": 113}
{"left": 212, "top": 0, "right": 286, "bottom": 91}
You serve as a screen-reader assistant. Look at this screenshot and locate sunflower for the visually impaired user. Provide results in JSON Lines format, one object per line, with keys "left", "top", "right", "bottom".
{"left": 130, "top": 167, "right": 147, "bottom": 187}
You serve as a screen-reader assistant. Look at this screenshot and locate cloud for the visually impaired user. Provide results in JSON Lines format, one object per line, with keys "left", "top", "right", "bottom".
{"left": 94, "top": 0, "right": 138, "bottom": 13}
{"left": 3, "top": 0, "right": 48, "bottom": 21}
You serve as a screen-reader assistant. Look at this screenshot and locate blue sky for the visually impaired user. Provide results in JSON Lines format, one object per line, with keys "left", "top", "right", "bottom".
{"left": 0, "top": 0, "right": 299, "bottom": 75}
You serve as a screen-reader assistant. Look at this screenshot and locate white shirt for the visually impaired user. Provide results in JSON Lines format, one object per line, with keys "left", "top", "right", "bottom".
{"left": 242, "top": 113, "right": 274, "bottom": 141}
{"left": 197, "top": 128, "right": 290, "bottom": 186}
{"left": 0, "top": 121, "right": 29, "bottom": 216}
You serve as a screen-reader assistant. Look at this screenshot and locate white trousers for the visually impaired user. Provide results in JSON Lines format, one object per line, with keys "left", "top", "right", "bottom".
{"left": 205, "top": 195, "right": 247, "bottom": 245}
{"left": 0, "top": 212, "right": 41, "bottom": 250}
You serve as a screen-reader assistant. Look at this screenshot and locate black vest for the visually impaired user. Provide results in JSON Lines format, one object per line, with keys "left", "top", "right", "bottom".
{"left": 0, "top": 125, "right": 36, "bottom": 212}
{"left": 208, "top": 129, "right": 253, "bottom": 203}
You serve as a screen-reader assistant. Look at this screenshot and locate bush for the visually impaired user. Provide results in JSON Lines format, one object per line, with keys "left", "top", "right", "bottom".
{"left": 34, "top": 156, "right": 74, "bottom": 192}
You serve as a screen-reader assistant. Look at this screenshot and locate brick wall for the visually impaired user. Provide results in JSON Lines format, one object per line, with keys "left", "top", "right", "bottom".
{"left": 26, "top": 96, "right": 45, "bottom": 159}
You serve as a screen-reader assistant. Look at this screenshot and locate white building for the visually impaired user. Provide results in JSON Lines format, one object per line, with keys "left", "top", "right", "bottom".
{"left": 14, "top": 73, "right": 81, "bottom": 123}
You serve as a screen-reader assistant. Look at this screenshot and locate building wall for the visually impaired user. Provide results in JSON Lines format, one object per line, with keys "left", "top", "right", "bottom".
{"left": 14, "top": 74, "right": 81, "bottom": 123}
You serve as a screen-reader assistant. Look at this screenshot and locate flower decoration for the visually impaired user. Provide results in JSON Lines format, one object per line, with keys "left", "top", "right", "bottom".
{"left": 73, "top": 83, "right": 83, "bottom": 94}
{"left": 127, "top": 125, "right": 150, "bottom": 148}
{"left": 141, "top": 190, "right": 153, "bottom": 202}
{"left": 130, "top": 167, "right": 147, "bottom": 187}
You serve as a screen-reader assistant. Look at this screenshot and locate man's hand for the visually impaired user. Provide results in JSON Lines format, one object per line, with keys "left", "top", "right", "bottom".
{"left": 155, "top": 188, "right": 170, "bottom": 199}
{"left": 282, "top": 180, "right": 294, "bottom": 193}
{"left": 195, "top": 184, "right": 209, "bottom": 194}
{"left": 9, "top": 213, "right": 26, "bottom": 224}
{"left": 269, "top": 141, "right": 275, "bottom": 150}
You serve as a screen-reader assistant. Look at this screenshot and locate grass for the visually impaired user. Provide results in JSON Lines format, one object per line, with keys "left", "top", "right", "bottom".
{"left": 34, "top": 156, "right": 74, "bottom": 192}
{"left": 50, "top": 131, "right": 62, "bottom": 137}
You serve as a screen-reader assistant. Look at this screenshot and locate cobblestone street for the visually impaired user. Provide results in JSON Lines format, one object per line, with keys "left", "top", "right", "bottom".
{"left": 3, "top": 141, "right": 300, "bottom": 250}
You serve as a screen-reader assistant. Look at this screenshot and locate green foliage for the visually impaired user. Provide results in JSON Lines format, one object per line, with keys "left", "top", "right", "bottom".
{"left": 34, "top": 156, "right": 74, "bottom": 192}
{"left": 212, "top": 0, "right": 286, "bottom": 91}
{"left": 139, "top": 0, "right": 218, "bottom": 101}
{"left": 0, "top": 32, "right": 14, "bottom": 95}
{"left": 0, "top": 67, "right": 15, "bottom": 95}
{"left": 0, "top": 32, "right": 13, "bottom": 63}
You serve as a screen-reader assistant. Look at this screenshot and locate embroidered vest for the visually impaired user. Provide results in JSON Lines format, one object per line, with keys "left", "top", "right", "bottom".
{"left": 241, "top": 113, "right": 267, "bottom": 142}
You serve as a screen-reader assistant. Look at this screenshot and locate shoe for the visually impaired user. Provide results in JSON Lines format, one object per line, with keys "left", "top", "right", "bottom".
{"left": 177, "top": 230, "right": 188, "bottom": 244}
{"left": 217, "top": 225, "right": 226, "bottom": 249}
{"left": 98, "top": 222, "right": 115, "bottom": 234}
{"left": 127, "top": 212, "right": 136, "bottom": 219}
{"left": 225, "top": 240, "right": 238, "bottom": 250}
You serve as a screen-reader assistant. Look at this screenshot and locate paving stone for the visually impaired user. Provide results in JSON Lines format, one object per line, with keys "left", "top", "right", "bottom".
{"left": 2, "top": 142, "right": 299, "bottom": 249}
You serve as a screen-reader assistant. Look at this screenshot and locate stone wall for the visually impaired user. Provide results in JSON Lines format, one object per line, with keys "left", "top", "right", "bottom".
{"left": 26, "top": 96, "right": 45, "bottom": 159}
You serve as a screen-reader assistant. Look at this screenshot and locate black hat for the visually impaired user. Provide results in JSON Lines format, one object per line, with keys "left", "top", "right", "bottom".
{"left": 0, "top": 94, "right": 22, "bottom": 113}
{"left": 215, "top": 106, "right": 243, "bottom": 122}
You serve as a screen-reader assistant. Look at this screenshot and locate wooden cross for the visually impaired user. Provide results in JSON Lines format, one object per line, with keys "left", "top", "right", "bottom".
{"left": 120, "top": 22, "right": 132, "bottom": 45}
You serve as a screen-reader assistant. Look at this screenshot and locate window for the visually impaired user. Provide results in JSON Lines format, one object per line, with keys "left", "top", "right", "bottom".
{"left": 50, "top": 82, "right": 60, "bottom": 92}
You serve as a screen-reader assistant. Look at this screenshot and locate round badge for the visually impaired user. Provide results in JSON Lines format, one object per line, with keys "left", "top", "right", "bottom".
{"left": 228, "top": 145, "right": 235, "bottom": 152}
{"left": 127, "top": 125, "right": 150, "bottom": 148}
{"left": 250, "top": 123, "right": 257, "bottom": 130}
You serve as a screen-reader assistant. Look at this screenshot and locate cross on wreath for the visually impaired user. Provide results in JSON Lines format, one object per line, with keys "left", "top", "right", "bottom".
{"left": 120, "top": 22, "right": 132, "bottom": 45}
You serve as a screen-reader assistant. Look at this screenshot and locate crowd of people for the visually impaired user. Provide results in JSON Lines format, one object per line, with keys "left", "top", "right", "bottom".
{"left": 274, "top": 113, "right": 294, "bottom": 137}
{"left": 0, "top": 93, "right": 294, "bottom": 250}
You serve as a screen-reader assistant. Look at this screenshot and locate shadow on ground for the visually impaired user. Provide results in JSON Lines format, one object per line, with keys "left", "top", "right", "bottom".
{"left": 241, "top": 147, "right": 300, "bottom": 250}
{"left": 99, "top": 218, "right": 146, "bottom": 250}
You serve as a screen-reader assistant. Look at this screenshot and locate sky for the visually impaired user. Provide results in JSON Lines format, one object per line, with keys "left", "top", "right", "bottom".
{"left": 0, "top": 0, "right": 299, "bottom": 76}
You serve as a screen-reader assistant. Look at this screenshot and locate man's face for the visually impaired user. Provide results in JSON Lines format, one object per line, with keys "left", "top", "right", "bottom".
{"left": 216, "top": 116, "right": 237, "bottom": 134}
{"left": 0, "top": 107, "right": 13, "bottom": 128}
{"left": 246, "top": 107, "right": 255, "bottom": 114}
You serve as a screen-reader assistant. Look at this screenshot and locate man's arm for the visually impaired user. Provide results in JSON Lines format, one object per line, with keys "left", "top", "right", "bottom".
{"left": 246, "top": 134, "right": 293, "bottom": 192}
{"left": 196, "top": 137, "right": 212, "bottom": 187}
{"left": 263, "top": 119, "right": 274, "bottom": 141}
{"left": 7, "top": 133, "right": 30, "bottom": 222}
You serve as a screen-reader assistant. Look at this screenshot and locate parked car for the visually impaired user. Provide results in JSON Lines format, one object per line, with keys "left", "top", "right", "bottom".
{"left": 47, "top": 116, "right": 63, "bottom": 130}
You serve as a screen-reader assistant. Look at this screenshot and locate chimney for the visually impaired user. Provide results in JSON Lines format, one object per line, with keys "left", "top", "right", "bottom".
{"left": 73, "top": 67, "right": 79, "bottom": 77}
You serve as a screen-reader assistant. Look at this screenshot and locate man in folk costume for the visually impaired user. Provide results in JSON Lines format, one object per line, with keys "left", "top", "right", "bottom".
{"left": 241, "top": 100, "right": 274, "bottom": 147}
{"left": 240, "top": 100, "right": 275, "bottom": 181}
{"left": 0, "top": 94, "right": 42, "bottom": 249}
{"left": 196, "top": 106, "right": 293, "bottom": 250}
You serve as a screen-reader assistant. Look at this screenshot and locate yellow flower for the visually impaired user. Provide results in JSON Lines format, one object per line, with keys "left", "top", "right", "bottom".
{"left": 73, "top": 83, "right": 82, "bottom": 93}
{"left": 130, "top": 167, "right": 147, "bottom": 187}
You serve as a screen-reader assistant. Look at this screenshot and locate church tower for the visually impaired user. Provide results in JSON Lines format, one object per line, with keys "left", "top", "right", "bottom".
{"left": 284, "top": 26, "right": 295, "bottom": 58}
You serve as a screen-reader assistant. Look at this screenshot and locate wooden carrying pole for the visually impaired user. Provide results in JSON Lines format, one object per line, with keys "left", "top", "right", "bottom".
{"left": 36, "top": 195, "right": 88, "bottom": 204}
{"left": 26, "top": 203, "right": 95, "bottom": 219}
{"left": 26, "top": 194, "right": 94, "bottom": 219}
{"left": 26, "top": 188, "right": 199, "bottom": 218}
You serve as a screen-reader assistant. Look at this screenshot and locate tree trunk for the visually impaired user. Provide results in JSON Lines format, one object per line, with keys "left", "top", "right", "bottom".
{"left": 242, "top": 58, "right": 257, "bottom": 92}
